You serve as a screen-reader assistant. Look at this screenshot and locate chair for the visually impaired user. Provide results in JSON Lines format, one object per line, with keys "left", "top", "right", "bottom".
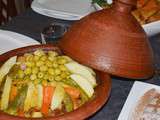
{"left": 24, "top": 0, "right": 32, "bottom": 8}
{"left": 0, "top": 0, "right": 32, "bottom": 25}
{"left": 0, "top": 0, "right": 17, "bottom": 25}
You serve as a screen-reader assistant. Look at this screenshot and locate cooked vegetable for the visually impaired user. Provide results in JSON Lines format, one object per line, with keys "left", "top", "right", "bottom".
{"left": 9, "top": 85, "right": 28, "bottom": 112}
{"left": 79, "top": 87, "right": 89, "bottom": 104}
{"left": 18, "top": 110, "right": 25, "bottom": 117}
{"left": 37, "top": 84, "right": 43, "bottom": 109}
{"left": 51, "top": 83, "right": 65, "bottom": 110}
{"left": 41, "top": 85, "right": 55, "bottom": 115}
{"left": 24, "top": 82, "right": 35, "bottom": 111}
{"left": 0, "top": 50, "right": 97, "bottom": 118}
{"left": 64, "top": 86, "right": 80, "bottom": 99}
{"left": 83, "top": 66, "right": 96, "bottom": 76}
{"left": 0, "top": 56, "right": 17, "bottom": 85}
{"left": 9, "top": 86, "right": 18, "bottom": 102}
{"left": 61, "top": 56, "right": 73, "bottom": 62}
{"left": 65, "top": 62, "right": 97, "bottom": 87}
{"left": 71, "top": 97, "right": 79, "bottom": 110}
{"left": 70, "top": 74, "right": 94, "bottom": 98}
{"left": 32, "top": 112, "right": 43, "bottom": 118}
{"left": 63, "top": 93, "right": 73, "bottom": 112}
{"left": 1, "top": 76, "right": 12, "bottom": 110}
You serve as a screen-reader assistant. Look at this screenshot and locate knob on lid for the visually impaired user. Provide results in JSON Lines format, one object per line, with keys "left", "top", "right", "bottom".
{"left": 118, "top": 0, "right": 137, "bottom": 6}
{"left": 59, "top": 0, "right": 154, "bottom": 79}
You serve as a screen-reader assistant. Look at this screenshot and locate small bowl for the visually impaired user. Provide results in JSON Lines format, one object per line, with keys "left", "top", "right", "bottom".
{"left": 0, "top": 44, "right": 111, "bottom": 120}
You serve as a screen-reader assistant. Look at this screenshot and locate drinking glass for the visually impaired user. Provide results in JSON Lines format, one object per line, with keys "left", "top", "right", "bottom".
{"left": 41, "top": 23, "right": 68, "bottom": 44}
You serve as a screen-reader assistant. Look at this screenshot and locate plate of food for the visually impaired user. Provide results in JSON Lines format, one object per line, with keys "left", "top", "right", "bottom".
{"left": 93, "top": 0, "right": 160, "bottom": 36}
{"left": 0, "top": 44, "right": 111, "bottom": 119}
{"left": 118, "top": 81, "right": 160, "bottom": 120}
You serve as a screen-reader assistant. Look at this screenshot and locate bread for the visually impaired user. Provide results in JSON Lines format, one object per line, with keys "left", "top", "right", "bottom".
{"left": 130, "top": 88, "right": 160, "bottom": 120}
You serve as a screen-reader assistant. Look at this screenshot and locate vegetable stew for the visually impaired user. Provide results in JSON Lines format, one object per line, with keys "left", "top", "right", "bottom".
{"left": 0, "top": 50, "right": 97, "bottom": 118}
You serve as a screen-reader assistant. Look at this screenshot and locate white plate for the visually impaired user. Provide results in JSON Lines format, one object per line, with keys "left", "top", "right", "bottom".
{"left": 31, "top": 0, "right": 95, "bottom": 20}
{"left": 0, "top": 30, "right": 40, "bottom": 54}
{"left": 118, "top": 81, "right": 160, "bottom": 120}
{"left": 93, "top": 3, "right": 160, "bottom": 36}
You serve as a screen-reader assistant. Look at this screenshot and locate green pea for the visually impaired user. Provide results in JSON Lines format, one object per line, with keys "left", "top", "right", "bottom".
{"left": 48, "top": 56, "right": 56, "bottom": 61}
{"left": 48, "top": 75, "right": 55, "bottom": 81}
{"left": 34, "top": 79, "right": 41, "bottom": 85}
{"left": 48, "top": 51, "right": 58, "bottom": 57}
{"left": 61, "top": 56, "right": 72, "bottom": 62}
{"left": 24, "top": 68, "right": 32, "bottom": 75}
{"left": 26, "top": 61, "right": 35, "bottom": 68}
{"left": 25, "top": 54, "right": 34, "bottom": 62}
{"left": 24, "top": 76, "right": 30, "bottom": 81}
{"left": 38, "top": 72, "right": 44, "bottom": 79}
{"left": 32, "top": 67, "right": 39, "bottom": 74}
{"left": 40, "top": 66, "right": 48, "bottom": 72}
{"left": 30, "top": 74, "right": 37, "bottom": 81}
{"left": 36, "top": 61, "right": 44, "bottom": 67}
{"left": 48, "top": 68, "right": 55, "bottom": 75}
{"left": 18, "top": 70, "right": 25, "bottom": 79}
{"left": 55, "top": 69, "right": 61, "bottom": 75}
{"left": 45, "top": 60, "right": 52, "bottom": 67}
{"left": 34, "top": 49, "right": 45, "bottom": 57}
{"left": 59, "top": 65, "right": 67, "bottom": 71}
{"left": 60, "top": 72, "right": 67, "bottom": 79}
{"left": 44, "top": 74, "right": 49, "bottom": 80}
{"left": 52, "top": 62, "right": 58, "bottom": 68}
{"left": 57, "top": 58, "right": 67, "bottom": 65}
{"left": 55, "top": 76, "right": 62, "bottom": 81}
{"left": 40, "top": 55, "right": 47, "bottom": 61}
{"left": 33, "top": 55, "right": 40, "bottom": 61}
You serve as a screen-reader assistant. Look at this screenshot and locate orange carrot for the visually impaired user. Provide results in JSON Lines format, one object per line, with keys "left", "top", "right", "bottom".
{"left": 18, "top": 109, "right": 25, "bottom": 117}
{"left": 10, "top": 86, "right": 18, "bottom": 102}
{"left": 71, "top": 97, "right": 79, "bottom": 110}
{"left": 41, "top": 86, "right": 55, "bottom": 116}
{"left": 64, "top": 86, "right": 80, "bottom": 99}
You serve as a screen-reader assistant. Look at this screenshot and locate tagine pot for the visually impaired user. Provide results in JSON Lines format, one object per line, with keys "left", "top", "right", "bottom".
{"left": 59, "top": 0, "right": 154, "bottom": 79}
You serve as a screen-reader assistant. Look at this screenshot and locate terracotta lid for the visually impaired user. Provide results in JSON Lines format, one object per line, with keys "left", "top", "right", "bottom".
{"left": 59, "top": 0, "right": 154, "bottom": 79}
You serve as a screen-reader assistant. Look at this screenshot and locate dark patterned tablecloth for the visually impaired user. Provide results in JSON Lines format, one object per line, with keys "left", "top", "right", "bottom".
{"left": 1, "top": 9, "right": 160, "bottom": 120}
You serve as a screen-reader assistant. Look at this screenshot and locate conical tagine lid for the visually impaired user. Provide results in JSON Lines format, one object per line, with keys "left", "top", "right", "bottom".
{"left": 59, "top": 0, "right": 154, "bottom": 79}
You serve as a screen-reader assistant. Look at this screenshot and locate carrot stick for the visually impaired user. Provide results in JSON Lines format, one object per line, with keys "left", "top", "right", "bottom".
{"left": 18, "top": 109, "right": 25, "bottom": 117}
{"left": 71, "top": 97, "right": 79, "bottom": 110}
{"left": 10, "top": 86, "right": 18, "bottom": 102}
{"left": 41, "top": 86, "right": 55, "bottom": 116}
{"left": 64, "top": 86, "right": 80, "bottom": 99}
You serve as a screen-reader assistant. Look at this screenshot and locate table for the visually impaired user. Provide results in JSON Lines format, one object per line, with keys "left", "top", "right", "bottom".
{"left": 1, "top": 9, "right": 160, "bottom": 120}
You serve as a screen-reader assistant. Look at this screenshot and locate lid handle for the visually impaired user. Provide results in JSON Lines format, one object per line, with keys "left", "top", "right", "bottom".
{"left": 113, "top": 0, "right": 137, "bottom": 13}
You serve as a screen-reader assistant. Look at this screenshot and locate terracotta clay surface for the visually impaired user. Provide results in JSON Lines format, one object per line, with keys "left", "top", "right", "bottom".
{"left": 0, "top": 44, "right": 111, "bottom": 120}
{"left": 59, "top": 0, "right": 154, "bottom": 79}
